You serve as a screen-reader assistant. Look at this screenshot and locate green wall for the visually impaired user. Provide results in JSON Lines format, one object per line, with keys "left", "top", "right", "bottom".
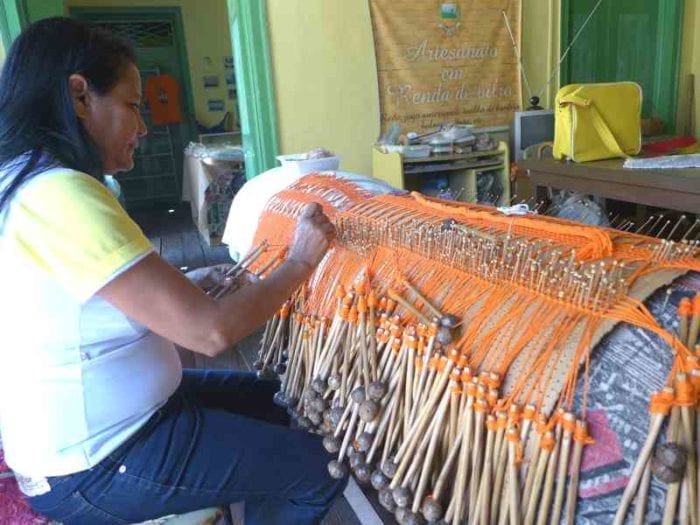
{"left": 26, "top": 0, "right": 64, "bottom": 20}
{"left": 17, "top": 0, "right": 237, "bottom": 130}
{"left": 68, "top": 0, "right": 235, "bottom": 129}
{"left": 0, "top": 0, "right": 28, "bottom": 49}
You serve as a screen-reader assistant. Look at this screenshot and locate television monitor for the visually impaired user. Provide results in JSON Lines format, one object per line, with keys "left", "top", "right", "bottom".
{"left": 511, "top": 109, "right": 555, "bottom": 161}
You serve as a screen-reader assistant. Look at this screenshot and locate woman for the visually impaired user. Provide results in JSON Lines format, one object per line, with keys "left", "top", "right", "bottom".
{"left": 0, "top": 17, "right": 345, "bottom": 525}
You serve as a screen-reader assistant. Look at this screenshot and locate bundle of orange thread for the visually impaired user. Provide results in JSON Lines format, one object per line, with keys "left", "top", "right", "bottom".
{"left": 238, "top": 174, "right": 699, "bottom": 524}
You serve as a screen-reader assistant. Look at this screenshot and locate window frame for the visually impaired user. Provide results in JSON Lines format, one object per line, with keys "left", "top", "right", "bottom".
{"left": 0, "top": 0, "right": 28, "bottom": 51}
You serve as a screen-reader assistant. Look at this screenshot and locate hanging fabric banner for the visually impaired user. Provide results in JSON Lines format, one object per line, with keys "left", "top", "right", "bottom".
{"left": 369, "top": 0, "right": 522, "bottom": 134}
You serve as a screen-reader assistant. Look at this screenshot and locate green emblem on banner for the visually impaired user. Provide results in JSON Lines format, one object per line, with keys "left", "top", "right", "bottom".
{"left": 439, "top": 3, "right": 461, "bottom": 35}
{"left": 440, "top": 3, "right": 459, "bottom": 20}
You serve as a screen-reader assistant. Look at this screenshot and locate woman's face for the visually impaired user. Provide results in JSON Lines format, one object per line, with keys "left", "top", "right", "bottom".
{"left": 74, "top": 63, "right": 148, "bottom": 174}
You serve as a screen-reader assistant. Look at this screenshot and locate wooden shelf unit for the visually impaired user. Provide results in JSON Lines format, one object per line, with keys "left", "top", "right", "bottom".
{"left": 372, "top": 141, "right": 510, "bottom": 206}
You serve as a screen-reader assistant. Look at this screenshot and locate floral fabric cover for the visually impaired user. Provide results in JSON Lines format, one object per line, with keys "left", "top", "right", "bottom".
{"left": 0, "top": 446, "right": 50, "bottom": 524}
{"left": 570, "top": 271, "right": 700, "bottom": 523}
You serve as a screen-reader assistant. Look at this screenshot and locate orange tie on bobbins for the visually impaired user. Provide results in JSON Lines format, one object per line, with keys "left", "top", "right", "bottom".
{"left": 614, "top": 388, "right": 675, "bottom": 525}
{"left": 687, "top": 294, "right": 700, "bottom": 349}
{"left": 679, "top": 298, "right": 692, "bottom": 348}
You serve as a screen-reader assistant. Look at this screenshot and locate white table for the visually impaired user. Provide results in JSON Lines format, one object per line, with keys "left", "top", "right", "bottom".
{"left": 182, "top": 152, "right": 245, "bottom": 245}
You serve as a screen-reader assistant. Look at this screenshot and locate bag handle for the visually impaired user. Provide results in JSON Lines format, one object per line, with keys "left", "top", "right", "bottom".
{"left": 560, "top": 91, "right": 629, "bottom": 158}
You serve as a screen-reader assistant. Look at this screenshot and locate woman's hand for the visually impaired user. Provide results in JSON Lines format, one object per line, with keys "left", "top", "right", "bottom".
{"left": 185, "top": 264, "right": 258, "bottom": 293}
{"left": 98, "top": 203, "right": 333, "bottom": 357}
{"left": 184, "top": 264, "right": 232, "bottom": 291}
{"left": 287, "top": 202, "right": 335, "bottom": 271}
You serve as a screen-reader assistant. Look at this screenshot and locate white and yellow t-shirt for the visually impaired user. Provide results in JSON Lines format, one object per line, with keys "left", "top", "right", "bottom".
{"left": 0, "top": 167, "right": 182, "bottom": 477}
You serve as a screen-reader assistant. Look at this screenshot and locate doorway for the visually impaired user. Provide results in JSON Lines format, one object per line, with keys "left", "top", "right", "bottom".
{"left": 1, "top": 1, "right": 280, "bottom": 183}
{"left": 72, "top": 6, "right": 195, "bottom": 208}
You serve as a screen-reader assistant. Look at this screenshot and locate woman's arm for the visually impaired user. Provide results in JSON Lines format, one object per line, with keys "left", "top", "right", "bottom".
{"left": 98, "top": 203, "right": 334, "bottom": 357}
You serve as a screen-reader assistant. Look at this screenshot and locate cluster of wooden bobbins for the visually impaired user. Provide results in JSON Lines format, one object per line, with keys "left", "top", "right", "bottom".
{"left": 238, "top": 184, "right": 700, "bottom": 524}
{"left": 232, "top": 243, "right": 699, "bottom": 523}
{"left": 614, "top": 294, "right": 700, "bottom": 525}
{"left": 253, "top": 285, "right": 700, "bottom": 525}
{"left": 253, "top": 275, "right": 609, "bottom": 525}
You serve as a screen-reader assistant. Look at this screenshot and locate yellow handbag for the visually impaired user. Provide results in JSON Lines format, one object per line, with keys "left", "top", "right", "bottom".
{"left": 553, "top": 82, "right": 642, "bottom": 162}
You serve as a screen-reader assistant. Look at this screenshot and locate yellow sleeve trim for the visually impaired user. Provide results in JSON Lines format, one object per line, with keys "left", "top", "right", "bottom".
{"left": 8, "top": 169, "right": 154, "bottom": 301}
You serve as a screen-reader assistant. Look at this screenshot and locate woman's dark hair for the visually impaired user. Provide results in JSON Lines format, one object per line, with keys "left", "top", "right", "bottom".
{"left": 0, "top": 17, "right": 136, "bottom": 213}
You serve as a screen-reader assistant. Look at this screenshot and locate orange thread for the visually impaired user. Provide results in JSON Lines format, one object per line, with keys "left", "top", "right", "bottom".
{"left": 523, "top": 405, "right": 536, "bottom": 421}
{"left": 410, "top": 192, "right": 614, "bottom": 260}
{"left": 506, "top": 430, "right": 524, "bottom": 464}
{"left": 475, "top": 399, "right": 489, "bottom": 413}
{"left": 573, "top": 422, "right": 596, "bottom": 445}
{"left": 540, "top": 432, "right": 556, "bottom": 452}
{"left": 496, "top": 412, "right": 509, "bottom": 430}
{"left": 460, "top": 368, "right": 473, "bottom": 384}
{"left": 561, "top": 415, "right": 577, "bottom": 434}
{"left": 693, "top": 293, "right": 700, "bottom": 314}
{"left": 675, "top": 379, "right": 696, "bottom": 407}
{"left": 487, "top": 389, "right": 499, "bottom": 407}
{"left": 679, "top": 297, "right": 693, "bottom": 317}
{"left": 250, "top": 174, "right": 700, "bottom": 453}
{"left": 650, "top": 390, "right": 675, "bottom": 415}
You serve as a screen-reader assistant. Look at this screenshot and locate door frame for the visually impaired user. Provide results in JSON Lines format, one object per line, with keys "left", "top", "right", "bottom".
{"left": 560, "top": 0, "right": 684, "bottom": 130}
{"left": 0, "top": 0, "right": 28, "bottom": 51}
{"left": 227, "top": 0, "right": 279, "bottom": 178}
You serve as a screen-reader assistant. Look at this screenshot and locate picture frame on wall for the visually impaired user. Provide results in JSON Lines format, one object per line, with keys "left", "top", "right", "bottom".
{"left": 207, "top": 99, "right": 225, "bottom": 111}
{"left": 203, "top": 75, "right": 219, "bottom": 88}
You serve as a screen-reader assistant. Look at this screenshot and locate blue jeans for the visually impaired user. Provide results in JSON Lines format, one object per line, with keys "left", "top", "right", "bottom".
{"left": 27, "top": 369, "right": 348, "bottom": 524}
